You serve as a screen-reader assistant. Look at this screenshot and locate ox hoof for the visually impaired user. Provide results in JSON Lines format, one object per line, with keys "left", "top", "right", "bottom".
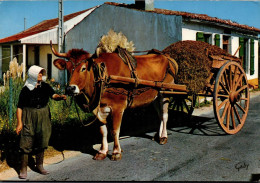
{"left": 159, "top": 137, "right": 168, "bottom": 145}
{"left": 93, "top": 151, "right": 108, "bottom": 160}
{"left": 111, "top": 153, "right": 122, "bottom": 161}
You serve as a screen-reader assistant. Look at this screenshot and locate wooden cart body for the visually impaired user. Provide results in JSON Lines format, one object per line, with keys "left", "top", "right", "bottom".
{"left": 108, "top": 54, "right": 249, "bottom": 135}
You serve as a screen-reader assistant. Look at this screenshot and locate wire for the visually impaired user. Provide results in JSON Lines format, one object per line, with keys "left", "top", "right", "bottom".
{"left": 0, "top": 53, "right": 23, "bottom": 61}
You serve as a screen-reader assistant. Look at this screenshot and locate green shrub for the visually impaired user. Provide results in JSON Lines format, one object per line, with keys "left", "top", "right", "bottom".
{"left": 0, "top": 78, "right": 93, "bottom": 134}
{"left": 0, "top": 78, "right": 24, "bottom": 132}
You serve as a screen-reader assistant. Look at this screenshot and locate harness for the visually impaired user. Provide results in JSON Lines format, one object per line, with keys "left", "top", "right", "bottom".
{"left": 65, "top": 49, "right": 176, "bottom": 125}
{"left": 65, "top": 57, "right": 107, "bottom": 126}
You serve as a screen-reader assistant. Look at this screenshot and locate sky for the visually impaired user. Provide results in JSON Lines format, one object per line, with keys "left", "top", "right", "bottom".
{"left": 0, "top": 0, "right": 260, "bottom": 39}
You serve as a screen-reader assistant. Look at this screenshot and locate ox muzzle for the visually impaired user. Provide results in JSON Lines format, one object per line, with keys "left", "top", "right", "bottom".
{"left": 65, "top": 85, "right": 80, "bottom": 96}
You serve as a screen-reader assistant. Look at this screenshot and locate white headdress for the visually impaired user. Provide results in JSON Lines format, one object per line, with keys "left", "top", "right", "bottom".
{"left": 24, "top": 65, "right": 47, "bottom": 91}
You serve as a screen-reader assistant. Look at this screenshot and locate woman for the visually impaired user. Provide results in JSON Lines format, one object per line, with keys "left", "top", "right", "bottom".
{"left": 16, "top": 65, "right": 66, "bottom": 179}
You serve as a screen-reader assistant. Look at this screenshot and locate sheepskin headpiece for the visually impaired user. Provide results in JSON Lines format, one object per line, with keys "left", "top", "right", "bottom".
{"left": 96, "top": 29, "right": 135, "bottom": 57}
{"left": 24, "top": 65, "right": 47, "bottom": 90}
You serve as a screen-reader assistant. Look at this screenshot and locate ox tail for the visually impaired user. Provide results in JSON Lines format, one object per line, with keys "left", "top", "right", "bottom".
{"left": 165, "top": 55, "right": 178, "bottom": 79}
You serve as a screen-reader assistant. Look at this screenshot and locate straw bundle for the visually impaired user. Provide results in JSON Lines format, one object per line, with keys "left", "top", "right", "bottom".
{"left": 96, "top": 29, "right": 135, "bottom": 57}
{"left": 2, "top": 57, "right": 24, "bottom": 86}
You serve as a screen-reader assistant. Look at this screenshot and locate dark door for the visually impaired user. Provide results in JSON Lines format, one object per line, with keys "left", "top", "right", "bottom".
{"left": 47, "top": 54, "right": 52, "bottom": 79}
{"left": 35, "top": 46, "right": 39, "bottom": 65}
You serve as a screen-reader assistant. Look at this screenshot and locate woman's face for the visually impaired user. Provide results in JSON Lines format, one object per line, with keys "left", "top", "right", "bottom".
{"left": 37, "top": 71, "right": 43, "bottom": 82}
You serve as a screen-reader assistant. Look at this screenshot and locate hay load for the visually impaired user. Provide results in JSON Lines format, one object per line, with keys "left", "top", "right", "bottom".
{"left": 96, "top": 29, "right": 135, "bottom": 56}
{"left": 162, "top": 40, "right": 236, "bottom": 94}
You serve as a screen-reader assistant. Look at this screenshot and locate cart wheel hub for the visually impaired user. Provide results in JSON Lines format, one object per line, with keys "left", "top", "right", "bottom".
{"left": 229, "top": 91, "right": 240, "bottom": 104}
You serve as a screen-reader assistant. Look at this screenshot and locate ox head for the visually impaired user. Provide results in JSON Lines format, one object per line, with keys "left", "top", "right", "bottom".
{"left": 50, "top": 41, "right": 93, "bottom": 96}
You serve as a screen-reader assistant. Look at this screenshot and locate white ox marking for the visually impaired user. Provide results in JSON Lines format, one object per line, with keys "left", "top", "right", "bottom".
{"left": 97, "top": 106, "right": 111, "bottom": 123}
{"left": 70, "top": 84, "right": 80, "bottom": 94}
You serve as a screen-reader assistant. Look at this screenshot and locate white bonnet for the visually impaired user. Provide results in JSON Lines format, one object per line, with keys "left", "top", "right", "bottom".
{"left": 24, "top": 65, "right": 47, "bottom": 90}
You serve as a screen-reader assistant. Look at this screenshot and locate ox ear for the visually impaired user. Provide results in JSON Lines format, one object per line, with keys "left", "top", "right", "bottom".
{"left": 53, "top": 59, "right": 67, "bottom": 70}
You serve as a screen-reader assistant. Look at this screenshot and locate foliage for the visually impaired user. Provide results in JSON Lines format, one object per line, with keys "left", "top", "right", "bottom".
{"left": 0, "top": 77, "right": 25, "bottom": 132}
{"left": 0, "top": 77, "right": 94, "bottom": 134}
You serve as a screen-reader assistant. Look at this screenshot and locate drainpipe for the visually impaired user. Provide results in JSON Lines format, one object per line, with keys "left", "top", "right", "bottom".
{"left": 10, "top": 44, "right": 13, "bottom": 62}
{"left": 23, "top": 44, "right": 26, "bottom": 81}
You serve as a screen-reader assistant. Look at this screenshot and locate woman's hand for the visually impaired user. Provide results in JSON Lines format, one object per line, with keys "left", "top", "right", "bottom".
{"left": 52, "top": 94, "right": 67, "bottom": 101}
{"left": 16, "top": 108, "right": 23, "bottom": 135}
{"left": 16, "top": 122, "right": 23, "bottom": 135}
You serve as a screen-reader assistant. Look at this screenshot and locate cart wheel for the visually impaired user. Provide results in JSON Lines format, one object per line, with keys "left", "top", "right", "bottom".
{"left": 170, "top": 94, "right": 196, "bottom": 116}
{"left": 213, "top": 61, "right": 249, "bottom": 134}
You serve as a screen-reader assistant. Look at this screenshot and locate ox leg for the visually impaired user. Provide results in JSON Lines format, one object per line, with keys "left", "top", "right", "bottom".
{"left": 93, "top": 124, "right": 109, "bottom": 160}
{"left": 155, "top": 95, "right": 170, "bottom": 145}
{"left": 93, "top": 107, "right": 111, "bottom": 160}
{"left": 110, "top": 109, "right": 124, "bottom": 161}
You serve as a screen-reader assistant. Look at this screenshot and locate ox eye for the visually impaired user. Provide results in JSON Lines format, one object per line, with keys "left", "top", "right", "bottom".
{"left": 81, "top": 66, "right": 86, "bottom": 72}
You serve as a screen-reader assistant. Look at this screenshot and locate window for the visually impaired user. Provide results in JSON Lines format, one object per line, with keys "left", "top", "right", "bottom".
{"left": 2, "top": 46, "right": 10, "bottom": 73}
{"left": 223, "top": 35, "right": 231, "bottom": 53}
{"left": 196, "top": 32, "right": 212, "bottom": 44}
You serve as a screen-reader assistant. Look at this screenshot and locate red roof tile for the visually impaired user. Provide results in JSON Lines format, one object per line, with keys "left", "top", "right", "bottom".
{"left": 1, "top": 2, "right": 259, "bottom": 44}
{"left": 105, "top": 2, "right": 260, "bottom": 33}
{"left": 0, "top": 9, "right": 91, "bottom": 44}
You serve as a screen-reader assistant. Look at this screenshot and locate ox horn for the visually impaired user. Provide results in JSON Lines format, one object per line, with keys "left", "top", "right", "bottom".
{"left": 50, "top": 40, "right": 68, "bottom": 58}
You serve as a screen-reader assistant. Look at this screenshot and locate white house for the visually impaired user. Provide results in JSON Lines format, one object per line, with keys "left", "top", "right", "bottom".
{"left": 0, "top": 7, "right": 97, "bottom": 82}
{"left": 180, "top": 13, "right": 260, "bottom": 88}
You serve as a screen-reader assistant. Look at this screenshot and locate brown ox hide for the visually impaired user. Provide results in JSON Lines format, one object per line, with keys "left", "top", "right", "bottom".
{"left": 52, "top": 47, "right": 177, "bottom": 161}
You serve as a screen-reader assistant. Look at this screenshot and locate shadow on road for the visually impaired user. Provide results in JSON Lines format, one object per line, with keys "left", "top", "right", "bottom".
{"left": 49, "top": 103, "right": 226, "bottom": 158}
{"left": 0, "top": 104, "right": 226, "bottom": 172}
{"left": 168, "top": 110, "right": 227, "bottom": 136}
{"left": 0, "top": 104, "right": 226, "bottom": 170}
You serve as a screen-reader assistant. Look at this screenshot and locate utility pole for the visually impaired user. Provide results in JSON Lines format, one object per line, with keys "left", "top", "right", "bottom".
{"left": 58, "top": 0, "right": 64, "bottom": 53}
{"left": 24, "top": 18, "right": 26, "bottom": 31}
{"left": 58, "top": 0, "right": 66, "bottom": 85}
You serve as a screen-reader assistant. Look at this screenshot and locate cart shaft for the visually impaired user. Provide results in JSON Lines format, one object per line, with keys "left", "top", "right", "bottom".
{"left": 109, "top": 75, "right": 187, "bottom": 92}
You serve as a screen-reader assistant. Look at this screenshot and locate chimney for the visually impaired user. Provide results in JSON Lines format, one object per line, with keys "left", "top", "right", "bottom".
{"left": 135, "top": 0, "right": 154, "bottom": 11}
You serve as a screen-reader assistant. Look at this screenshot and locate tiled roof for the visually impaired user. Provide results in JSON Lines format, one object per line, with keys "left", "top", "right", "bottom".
{"left": 1, "top": 1, "right": 259, "bottom": 44}
{"left": 0, "top": 9, "right": 91, "bottom": 44}
{"left": 105, "top": 2, "right": 260, "bottom": 33}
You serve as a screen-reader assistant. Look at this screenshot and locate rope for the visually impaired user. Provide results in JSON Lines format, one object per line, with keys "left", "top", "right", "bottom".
{"left": 74, "top": 97, "right": 98, "bottom": 127}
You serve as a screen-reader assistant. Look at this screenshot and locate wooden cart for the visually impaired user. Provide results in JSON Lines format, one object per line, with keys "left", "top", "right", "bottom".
{"left": 108, "top": 54, "right": 249, "bottom": 135}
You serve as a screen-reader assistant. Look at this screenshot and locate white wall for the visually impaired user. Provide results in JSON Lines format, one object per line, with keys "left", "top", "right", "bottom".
{"left": 39, "top": 45, "right": 59, "bottom": 81}
{"left": 231, "top": 36, "right": 239, "bottom": 57}
{"left": 182, "top": 28, "right": 196, "bottom": 41}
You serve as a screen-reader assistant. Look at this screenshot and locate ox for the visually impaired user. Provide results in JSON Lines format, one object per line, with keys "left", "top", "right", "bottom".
{"left": 51, "top": 43, "right": 178, "bottom": 161}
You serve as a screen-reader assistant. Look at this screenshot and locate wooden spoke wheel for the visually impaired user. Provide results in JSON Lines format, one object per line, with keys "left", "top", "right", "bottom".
{"left": 213, "top": 61, "right": 250, "bottom": 134}
{"left": 170, "top": 94, "right": 196, "bottom": 116}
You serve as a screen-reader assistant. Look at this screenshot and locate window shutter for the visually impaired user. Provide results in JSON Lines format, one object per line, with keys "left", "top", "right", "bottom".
{"left": 214, "top": 34, "right": 220, "bottom": 47}
{"left": 196, "top": 32, "right": 204, "bottom": 42}
{"left": 250, "top": 39, "right": 255, "bottom": 75}
{"left": 239, "top": 37, "right": 245, "bottom": 70}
